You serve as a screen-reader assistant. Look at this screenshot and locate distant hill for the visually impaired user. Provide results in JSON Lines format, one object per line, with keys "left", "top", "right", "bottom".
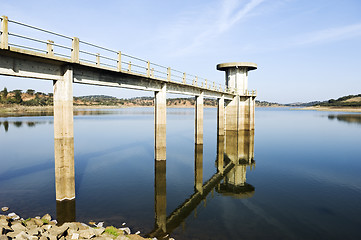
{"left": 317, "top": 94, "right": 361, "bottom": 107}
{"left": 2, "top": 87, "right": 358, "bottom": 109}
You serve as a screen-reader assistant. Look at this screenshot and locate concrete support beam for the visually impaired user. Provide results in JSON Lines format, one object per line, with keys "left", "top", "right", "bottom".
{"left": 217, "top": 96, "right": 225, "bottom": 136}
{"left": 194, "top": 144, "right": 203, "bottom": 194}
{"left": 1, "top": 16, "right": 9, "bottom": 49}
{"left": 195, "top": 92, "right": 203, "bottom": 144}
{"left": 54, "top": 65, "right": 75, "bottom": 201}
{"left": 250, "top": 97, "right": 255, "bottom": 130}
{"left": 238, "top": 96, "right": 251, "bottom": 131}
{"left": 154, "top": 160, "right": 167, "bottom": 233}
{"left": 154, "top": 84, "right": 167, "bottom": 161}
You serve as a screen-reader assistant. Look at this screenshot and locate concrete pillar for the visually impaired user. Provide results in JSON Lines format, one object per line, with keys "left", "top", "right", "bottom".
{"left": 217, "top": 96, "right": 225, "bottom": 136}
{"left": 224, "top": 96, "right": 239, "bottom": 132}
{"left": 56, "top": 199, "right": 76, "bottom": 225}
{"left": 217, "top": 135, "right": 224, "bottom": 174}
{"left": 54, "top": 65, "right": 75, "bottom": 201}
{"left": 154, "top": 84, "right": 166, "bottom": 161}
{"left": 194, "top": 144, "right": 203, "bottom": 194}
{"left": 195, "top": 92, "right": 203, "bottom": 144}
{"left": 238, "top": 96, "right": 251, "bottom": 131}
{"left": 154, "top": 160, "right": 166, "bottom": 233}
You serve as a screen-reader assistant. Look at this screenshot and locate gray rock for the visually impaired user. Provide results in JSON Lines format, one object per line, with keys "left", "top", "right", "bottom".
{"left": 93, "top": 226, "right": 105, "bottom": 235}
{"left": 34, "top": 218, "right": 44, "bottom": 227}
{"left": 48, "top": 225, "right": 69, "bottom": 238}
{"left": 0, "top": 218, "right": 9, "bottom": 227}
{"left": 79, "top": 228, "right": 96, "bottom": 239}
{"left": 115, "top": 236, "right": 129, "bottom": 240}
{"left": 11, "top": 222, "right": 26, "bottom": 232}
{"left": 7, "top": 212, "right": 16, "bottom": 217}
{"left": 26, "top": 227, "right": 40, "bottom": 236}
{"left": 71, "top": 232, "right": 79, "bottom": 239}
{"left": 95, "top": 221, "right": 104, "bottom": 228}
{"left": 15, "top": 231, "right": 31, "bottom": 240}
{"left": 119, "top": 227, "right": 131, "bottom": 235}
{"left": 1, "top": 207, "right": 9, "bottom": 212}
{"left": 41, "top": 214, "right": 52, "bottom": 222}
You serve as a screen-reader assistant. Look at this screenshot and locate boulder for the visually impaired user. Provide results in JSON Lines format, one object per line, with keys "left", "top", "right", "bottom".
{"left": 1, "top": 207, "right": 9, "bottom": 212}
{"left": 11, "top": 222, "right": 26, "bottom": 232}
{"left": 41, "top": 213, "right": 52, "bottom": 223}
{"left": 79, "top": 228, "right": 96, "bottom": 239}
{"left": 48, "top": 225, "right": 69, "bottom": 238}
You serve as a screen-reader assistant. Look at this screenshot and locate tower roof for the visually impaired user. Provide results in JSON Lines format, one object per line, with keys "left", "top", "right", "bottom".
{"left": 216, "top": 62, "right": 257, "bottom": 71}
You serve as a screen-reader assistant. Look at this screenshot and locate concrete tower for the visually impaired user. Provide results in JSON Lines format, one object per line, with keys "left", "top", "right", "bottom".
{"left": 216, "top": 62, "right": 257, "bottom": 95}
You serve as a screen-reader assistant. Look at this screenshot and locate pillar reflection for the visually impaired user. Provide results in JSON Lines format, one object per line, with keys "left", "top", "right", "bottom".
{"left": 194, "top": 144, "right": 203, "bottom": 194}
{"left": 154, "top": 160, "right": 167, "bottom": 233}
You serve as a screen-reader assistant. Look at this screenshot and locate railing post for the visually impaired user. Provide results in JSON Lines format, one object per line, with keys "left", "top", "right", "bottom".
{"left": 195, "top": 76, "right": 198, "bottom": 86}
{"left": 205, "top": 79, "right": 207, "bottom": 88}
{"left": 147, "top": 61, "right": 150, "bottom": 77}
{"left": 128, "top": 61, "right": 131, "bottom": 71}
{"left": 219, "top": 84, "right": 222, "bottom": 91}
{"left": 117, "top": 51, "right": 122, "bottom": 71}
{"left": 167, "top": 67, "right": 171, "bottom": 81}
{"left": 1, "top": 16, "right": 9, "bottom": 50}
{"left": 213, "top": 82, "right": 215, "bottom": 90}
{"left": 96, "top": 53, "right": 100, "bottom": 65}
{"left": 47, "top": 40, "right": 54, "bottom": 56}
{"left": 183, "top": 73, "right": 186, "bottom": 84}
{"left": 71, "top": 37, "right": 79, "bottom": 63}
{"left": 151, "top": 68, "right": 154, "bottom": 78}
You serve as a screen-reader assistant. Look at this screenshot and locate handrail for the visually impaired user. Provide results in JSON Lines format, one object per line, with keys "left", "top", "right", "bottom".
{"left": 8, "top": 19, "right": 73, "bottom": 40}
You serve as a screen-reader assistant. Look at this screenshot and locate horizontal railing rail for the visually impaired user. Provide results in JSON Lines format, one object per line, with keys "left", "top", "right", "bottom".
{"left": 0, "top": 15, "right": 256, "bottom": 96}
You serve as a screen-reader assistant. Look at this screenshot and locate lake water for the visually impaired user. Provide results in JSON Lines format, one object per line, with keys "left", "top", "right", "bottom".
{"left": 0, "top": 107, "right": 361, "bottom": 240}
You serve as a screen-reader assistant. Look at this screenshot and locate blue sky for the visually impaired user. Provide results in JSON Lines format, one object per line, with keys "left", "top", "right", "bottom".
{"left": 1, "top": 0, "right": 360, "bottom": 103}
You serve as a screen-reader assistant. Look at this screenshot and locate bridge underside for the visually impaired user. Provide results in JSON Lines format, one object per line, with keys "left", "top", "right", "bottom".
{"left": 0, "top": 48, "right": 235, "bottom": 99}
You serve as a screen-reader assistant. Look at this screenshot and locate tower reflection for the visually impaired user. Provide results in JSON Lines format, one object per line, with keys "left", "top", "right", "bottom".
{"left": 149, "top": 129, "right": 255, "bottom": 239}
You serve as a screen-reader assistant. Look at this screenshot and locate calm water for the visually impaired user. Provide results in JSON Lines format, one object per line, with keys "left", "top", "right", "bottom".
{"left": 0, "top": 107, "right": 361, "bottom": 240}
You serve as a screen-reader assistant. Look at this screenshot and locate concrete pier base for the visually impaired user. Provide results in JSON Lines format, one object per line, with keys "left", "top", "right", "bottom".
{"left": 54, "top": 65, "right": 75, "bottom": 201}
{"left": 195, "top": 93, "right": 204, "bottom": 144}
{"left": 155, "top": 84, "right": 167, "bottom": 161}
{"left": 56, "top": 199, "right": 76, "bottom": 225}
{"left": 194, "top": 144, "right": 203, "bottom": 194}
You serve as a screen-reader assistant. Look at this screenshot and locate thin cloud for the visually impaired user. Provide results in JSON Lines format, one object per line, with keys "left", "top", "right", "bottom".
{"left": 152, "top": 0, "right": 265, "bottom": 56}
{"left": 294, "top": 22, "right": 361, "bottom": 46}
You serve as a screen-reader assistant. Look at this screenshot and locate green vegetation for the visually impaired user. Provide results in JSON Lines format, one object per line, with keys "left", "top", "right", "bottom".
{"left": 318, "top": 94, "right": 361, "bottom": 107}
{"left": 104, "top": 226, "right": 121, "bottom": 237}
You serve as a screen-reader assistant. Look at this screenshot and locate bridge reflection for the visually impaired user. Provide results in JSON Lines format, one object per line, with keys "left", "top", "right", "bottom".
{"left": 148, "top": 130, "right": 255, "bottom": 239}
{"left": 53, "top": 129, "right": 255, "bottom": 237}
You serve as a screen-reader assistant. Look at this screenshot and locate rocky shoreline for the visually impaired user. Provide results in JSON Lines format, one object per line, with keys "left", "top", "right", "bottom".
{"left": 0, "top": 208, "right": 162, "bottom": 240}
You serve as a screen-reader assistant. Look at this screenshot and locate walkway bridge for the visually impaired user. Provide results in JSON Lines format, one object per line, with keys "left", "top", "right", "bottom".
{"left": 0, "top": 15, "right": 258, "bottom": 204}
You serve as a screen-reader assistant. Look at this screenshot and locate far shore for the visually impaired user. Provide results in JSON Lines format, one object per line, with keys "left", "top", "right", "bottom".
{"left": 293, "top": 106, "right": 361, "bottom": 113}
